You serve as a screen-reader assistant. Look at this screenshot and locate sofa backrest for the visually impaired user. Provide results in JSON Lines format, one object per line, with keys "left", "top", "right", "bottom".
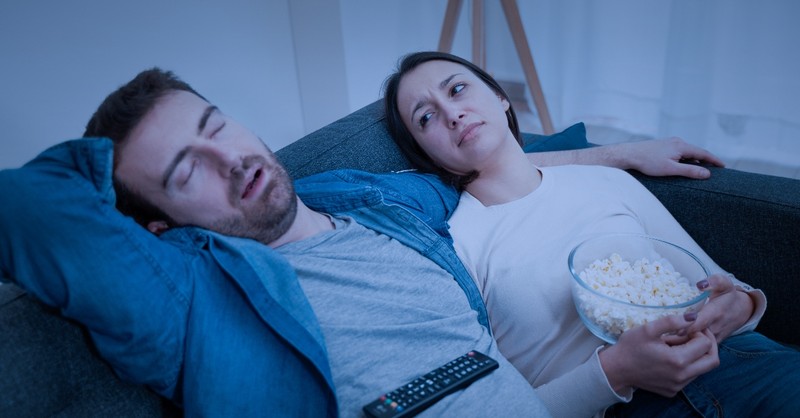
{"left": 277, "top": 100, "right": 410, "bottom": 178}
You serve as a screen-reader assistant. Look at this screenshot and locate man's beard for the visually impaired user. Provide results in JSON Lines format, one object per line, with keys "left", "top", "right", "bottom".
{"left": 209, "top": 156, "right": 298, "bottom": 245}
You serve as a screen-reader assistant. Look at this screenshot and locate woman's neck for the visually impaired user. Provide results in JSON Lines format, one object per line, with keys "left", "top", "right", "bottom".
{"left": 464, "top": 145, "right": 542, "bottom": 206}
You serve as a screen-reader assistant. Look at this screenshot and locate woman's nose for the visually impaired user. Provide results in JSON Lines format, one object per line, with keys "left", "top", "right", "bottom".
{"left": 444, "top": 105, "right": 465, "bottom": 128}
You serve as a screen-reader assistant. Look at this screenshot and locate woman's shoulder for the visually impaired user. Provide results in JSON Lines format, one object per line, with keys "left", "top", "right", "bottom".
{"left": 544, "top": 164, "right": 632, "bottom": 180}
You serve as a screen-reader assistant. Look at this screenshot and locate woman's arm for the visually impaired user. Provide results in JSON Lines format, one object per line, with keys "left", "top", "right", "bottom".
{"left": 533, "top": 349, "right": 633, "bottom": 418}
{"left": 527, "top": 137, "right": 725, "bottom": 179}
{"left": 609, "top": 168, "right": 766, "bottom": 341}
{"left": 599, "top": 315, "right": 720, "bottom": 396}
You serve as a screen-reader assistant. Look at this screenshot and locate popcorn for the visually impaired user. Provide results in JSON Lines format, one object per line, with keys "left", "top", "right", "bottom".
{"left": 576, "top": 253, "right": 703, "bottom": 341}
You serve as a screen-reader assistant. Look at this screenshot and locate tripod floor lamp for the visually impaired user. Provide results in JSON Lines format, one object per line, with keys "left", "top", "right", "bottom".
{"left": 438, "top": 0, "right": 554, "bottom": 134}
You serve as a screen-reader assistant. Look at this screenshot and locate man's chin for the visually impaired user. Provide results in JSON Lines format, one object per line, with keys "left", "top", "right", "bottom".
{"left": 255, "top": 196, "right": 297, "bottom": 245}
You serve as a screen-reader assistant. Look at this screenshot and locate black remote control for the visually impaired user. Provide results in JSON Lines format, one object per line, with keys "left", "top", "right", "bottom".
{"left": 362, "top": 350, "right": 500, "bottom": 418}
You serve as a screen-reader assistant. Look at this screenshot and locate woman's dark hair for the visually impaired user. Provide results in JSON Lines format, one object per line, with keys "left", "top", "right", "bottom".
{"left": 383, "top": 51, "right": 521, "bottom": 189}
{"left": 83, "top": 68, "right": 205, "bottom": 228}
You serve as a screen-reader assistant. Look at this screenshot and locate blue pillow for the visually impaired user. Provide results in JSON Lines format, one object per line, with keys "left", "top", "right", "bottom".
{"left": 521, "top": 122, "right": 589, "bottom": 153}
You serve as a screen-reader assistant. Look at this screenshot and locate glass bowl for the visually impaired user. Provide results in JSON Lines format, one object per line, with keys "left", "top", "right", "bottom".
{"left": 568, "top": 233, "right": 710, "bottom": 344}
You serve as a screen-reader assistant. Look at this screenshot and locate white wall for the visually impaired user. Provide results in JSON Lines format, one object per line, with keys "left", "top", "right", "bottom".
{"left": 0, "top": 0, "right": 305, "bottom": 168}
{"left": 0, "top": 0, "right": 450, "bottom": 170}
{"left": 2, "top": 1, "right": 798, "bottom": 178}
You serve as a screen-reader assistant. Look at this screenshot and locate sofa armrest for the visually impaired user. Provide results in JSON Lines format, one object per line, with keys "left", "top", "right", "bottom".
{"left": 633, "top": 168, "right": 800, "bottom": 346}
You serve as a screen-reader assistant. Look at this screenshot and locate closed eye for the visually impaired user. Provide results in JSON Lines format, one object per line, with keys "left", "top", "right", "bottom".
{"left": 205, "top": 110, "right": 226, "bottom": 139}
{"left": 181, "top": 159, "right": 197, "bottom": 187}
{"left": 210, "top": 121, "right": 226, "bottom": 138}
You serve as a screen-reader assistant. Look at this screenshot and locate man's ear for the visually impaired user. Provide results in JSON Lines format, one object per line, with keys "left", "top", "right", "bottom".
{"left": 147, "top": 220, "right": 170, "bottom": 236}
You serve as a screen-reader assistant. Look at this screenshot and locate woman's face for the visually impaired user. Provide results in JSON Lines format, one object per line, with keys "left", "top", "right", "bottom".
{"left": 396, "top": 60, "right": 513, "bottom": 175}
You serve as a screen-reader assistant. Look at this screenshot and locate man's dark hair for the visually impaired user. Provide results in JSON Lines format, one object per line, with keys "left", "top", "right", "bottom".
{"left": 84, "top": 68, "right": 205, "bottom": 143}
{"left": 83, "top": 68, "right": 205, "bottom": 228}
{"left": 383, "top": 51, "right": 521, "bottom": 190}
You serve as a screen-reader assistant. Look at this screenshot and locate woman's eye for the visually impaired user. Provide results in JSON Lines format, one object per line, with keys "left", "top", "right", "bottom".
{"left": 419, "top": 112, "right": 432, "bottom": 128}
{"left": 451, "top": 83, "right": 465, "bottom": 96}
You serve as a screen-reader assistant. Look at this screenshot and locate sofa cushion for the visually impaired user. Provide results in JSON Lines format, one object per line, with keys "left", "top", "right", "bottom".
{"left": 276, "top": 101, "right": 589, "bottom": 178}
{"left": 522, "top": 122, "right": 588, "bottom": 153}
{"left": 0, "top": 283, "right": 178, "bottom": 417}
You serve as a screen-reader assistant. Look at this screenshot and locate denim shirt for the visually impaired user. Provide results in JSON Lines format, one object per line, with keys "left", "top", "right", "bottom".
{"left": 0, "top": 138, "right": 489, "bottom": 417}
{"left": 295, "top": 169, "right": 489, "bottom": 329}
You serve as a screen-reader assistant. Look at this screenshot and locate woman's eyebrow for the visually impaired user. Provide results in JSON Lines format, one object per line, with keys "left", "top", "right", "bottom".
{"left": 411, "top": 73, "right": 462, "bottom": 118}
{"left": 439, "top": 73, "right": 460, "bottom": 89}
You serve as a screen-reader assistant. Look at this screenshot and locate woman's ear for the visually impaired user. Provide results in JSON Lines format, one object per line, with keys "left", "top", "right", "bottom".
{"left": 498, "top": 94, "right": 510, "bottom": 111}
{"left": 147, "top": 220, "right": 170, "bottom": 236}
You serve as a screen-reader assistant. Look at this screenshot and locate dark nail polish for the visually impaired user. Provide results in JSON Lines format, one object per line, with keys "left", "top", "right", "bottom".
{"left": 684, "top": 312, "right": 698, "bottom": 321}
{"left": 696, "top": 280, "right": 709, "bottom": 290}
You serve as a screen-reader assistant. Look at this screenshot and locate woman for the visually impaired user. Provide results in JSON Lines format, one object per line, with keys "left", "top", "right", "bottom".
{"left": 383, "top": 51, "right": 798, "bottom": 418}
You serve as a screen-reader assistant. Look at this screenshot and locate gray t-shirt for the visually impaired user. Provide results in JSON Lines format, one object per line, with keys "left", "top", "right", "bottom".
{"left": 276, "top": 216, "right": 550, "bottom": 417}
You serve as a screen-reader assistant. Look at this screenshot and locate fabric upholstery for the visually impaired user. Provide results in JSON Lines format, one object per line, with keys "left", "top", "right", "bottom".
{"left": 0, "top": 98, "right": 796, "bottom": 416}
{"left": 0, "top": 284, "right": 178, "bottom": 417}
{"left": 634, "top": 170, "right": 800, "bottom": 345}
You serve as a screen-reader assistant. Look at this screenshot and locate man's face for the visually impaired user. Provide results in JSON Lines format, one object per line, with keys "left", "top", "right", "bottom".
{"left": 115, "top": 90, "right": 296, "bottom": 245}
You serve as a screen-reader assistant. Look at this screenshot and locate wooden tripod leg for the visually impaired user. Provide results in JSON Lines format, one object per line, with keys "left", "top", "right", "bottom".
{"left": 438, "top": 0, "right": 463, "bottom": 52}
{"left": 500, "top": 0, "right": 554, "bottom": 134}
{"left": 472, "top": 0, "right": 485, "bottom": 69}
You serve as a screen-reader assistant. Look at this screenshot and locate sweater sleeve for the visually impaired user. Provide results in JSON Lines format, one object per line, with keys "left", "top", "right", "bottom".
{"left": 609, "top": 168, "right": 766, "bottom": 333}
{"left": 535, "top": 346, "right": 632, "bottom": 418}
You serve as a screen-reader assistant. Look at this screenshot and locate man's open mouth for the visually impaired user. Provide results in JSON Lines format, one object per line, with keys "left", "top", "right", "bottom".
{"left": 242, "top": 169, "right": 263, "bottom": 199}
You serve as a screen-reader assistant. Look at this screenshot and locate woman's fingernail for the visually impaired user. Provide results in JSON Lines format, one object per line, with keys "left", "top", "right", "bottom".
{"left": 684, "top": 312, "right": 698, "bottom": 321}
{"left": 696, "top": 280, "right": 709, "bottom": 290}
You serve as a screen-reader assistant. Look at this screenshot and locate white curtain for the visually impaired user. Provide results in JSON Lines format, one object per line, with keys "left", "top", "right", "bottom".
{"left": 495, "top": 0, "right": 800, "bottom": 178}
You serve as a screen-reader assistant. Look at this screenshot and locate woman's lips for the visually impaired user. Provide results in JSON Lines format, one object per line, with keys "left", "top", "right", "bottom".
{"left": 458, "top": 122, "right": 483, "bottom": 147}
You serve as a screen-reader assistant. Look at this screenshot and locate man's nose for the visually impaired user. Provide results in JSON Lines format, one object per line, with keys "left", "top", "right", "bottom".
{"left": 198, "top": 144, "right": 241, "bottom": 177}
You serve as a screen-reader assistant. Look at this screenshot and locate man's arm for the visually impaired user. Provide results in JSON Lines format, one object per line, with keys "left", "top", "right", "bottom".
{"left": 527, "top": 137, "right": 725, "bottom": 179}
{"left": 0, "top": 139, "right": 188, "bottom": 397}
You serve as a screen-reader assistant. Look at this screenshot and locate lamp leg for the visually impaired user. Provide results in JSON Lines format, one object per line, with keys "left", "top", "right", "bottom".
{"left": 438, "top": 0, "right": 463, "bottom": 52}
{"left": 500, "top": 0, "right": 554, "bottom": 134}
{"left": 472, "top": 0, "right": 485, "bottom": 69}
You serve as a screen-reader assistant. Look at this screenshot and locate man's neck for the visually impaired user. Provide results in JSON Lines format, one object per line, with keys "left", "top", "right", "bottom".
{"left": 268, "top": 198, "right": 334, "bottom": 248}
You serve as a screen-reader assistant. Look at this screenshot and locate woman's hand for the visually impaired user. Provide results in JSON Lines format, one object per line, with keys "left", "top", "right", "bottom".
{"left": 610, "top": 137, "right": 725, "bottom": 179}
{"left": 685, "top": 274, "right": 755, "bottom": 342}
{"left": 599, "top": 314, "right": 720, "bottom": 397}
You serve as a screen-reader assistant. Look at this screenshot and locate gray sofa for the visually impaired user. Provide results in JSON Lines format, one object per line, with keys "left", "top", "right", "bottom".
{"left": 2, "top": 100, "right": 798, "bottom": 416}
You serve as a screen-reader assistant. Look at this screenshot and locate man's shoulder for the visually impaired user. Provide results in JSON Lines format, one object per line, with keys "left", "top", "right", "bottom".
{"left": 296, "top": 168, "right": 449, "bottom": 190}
{"left": 296, "top": 169, "right": 458, "bottom": 209}
{"left": 295, "top": 169, "right": 459, "bottom": 238}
